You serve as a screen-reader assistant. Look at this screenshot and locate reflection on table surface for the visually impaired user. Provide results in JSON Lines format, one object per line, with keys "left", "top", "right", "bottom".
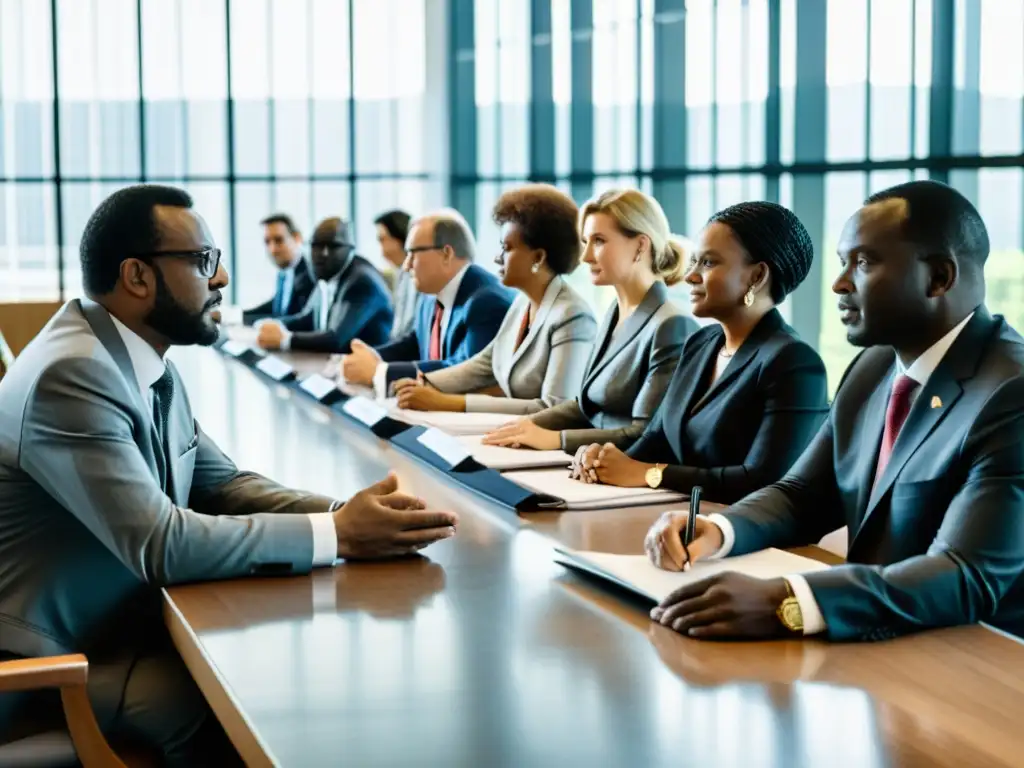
{"left": 165, "top": 345, "right": 1024, "bottom": 767}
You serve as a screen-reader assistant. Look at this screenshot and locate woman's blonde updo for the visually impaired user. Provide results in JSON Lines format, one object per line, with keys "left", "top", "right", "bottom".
{"left": 579, "top": 188, "right": 686, "bottom": 285}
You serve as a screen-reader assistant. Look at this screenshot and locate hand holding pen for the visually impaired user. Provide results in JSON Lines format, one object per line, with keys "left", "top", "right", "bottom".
{"left": 643, "top": 485, "right": 725, "bottom": 572}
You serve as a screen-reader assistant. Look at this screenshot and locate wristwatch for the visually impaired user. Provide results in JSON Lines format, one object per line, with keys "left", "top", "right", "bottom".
{"left": 645, "top": 463, "right": 666, "bottom": 489}
{"left": 776, "top": 579, "right": 804, "bottom": 633}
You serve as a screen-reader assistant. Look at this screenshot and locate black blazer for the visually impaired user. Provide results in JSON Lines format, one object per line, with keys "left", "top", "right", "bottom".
{"left": 242, "top": 256, "right": 316, "bottom": 325}
{"left": 281, "top": 254, "right": 393, "bottom": 354}
{"left": 719, "top": 307, "right": 1024, "bottom": 641}
{"left": 628, "top": 309, "right": 829, "bottom": 504}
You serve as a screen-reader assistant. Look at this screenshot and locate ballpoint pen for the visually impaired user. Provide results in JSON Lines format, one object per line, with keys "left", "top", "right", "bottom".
{"left": 683, "top": 485, "right": 702, "bottom": 570}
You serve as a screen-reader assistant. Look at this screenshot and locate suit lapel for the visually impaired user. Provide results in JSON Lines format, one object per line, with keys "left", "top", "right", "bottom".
{"left": 855, "top": 309, "right": 998, "bottom": 545}
{"left": 510, "top": 276, "right": 561, "bottom": 370}
{"left": 585, "top": 282, "right": 668, "bottom": 386}
{"left": 689, "top": 309, "right": 783, "bottom": 416}
{"left": 78, "top": 299, "right": 166, "bottom": 486}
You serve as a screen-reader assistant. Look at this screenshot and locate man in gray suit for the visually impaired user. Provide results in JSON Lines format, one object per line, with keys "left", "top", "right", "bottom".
{"left": 0, "top": 185, "right": 458, "bottom": 763}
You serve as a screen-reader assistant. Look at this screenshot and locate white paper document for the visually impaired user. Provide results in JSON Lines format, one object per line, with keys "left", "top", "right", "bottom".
{"left": 554, "top": 548, "right": 830, "bottom": 602}
{"left": 504, "top": 469, "right": 687, "bottom": 510}
{"left": 457, "top": 435, "right": 573, "bottom": 471}
{"left": 384, "top": 403, "right": 516, "bottom": 435}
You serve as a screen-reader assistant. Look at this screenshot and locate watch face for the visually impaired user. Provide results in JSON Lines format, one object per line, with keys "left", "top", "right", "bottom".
{"left": 780, "top": 600, "right": 803, "bottom": 631}
{"left": 646, "top": 466, "right": 663, "bottom": 488}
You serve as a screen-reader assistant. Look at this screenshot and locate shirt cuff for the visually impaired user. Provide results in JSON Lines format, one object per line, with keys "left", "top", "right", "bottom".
{"left": 280, "top": 329, "right": 292, "bottom": 351}
{"left": 702, "top": 512, "right": 736, "bottom": 559}
{"left": 308, "top": 511, "right": 338, "bottom": 567}
{"left": 373, "top": 362, "right": 390, "bottom": 400}
{"left": 784, "top": 574, "right": 827, "bottom": 635}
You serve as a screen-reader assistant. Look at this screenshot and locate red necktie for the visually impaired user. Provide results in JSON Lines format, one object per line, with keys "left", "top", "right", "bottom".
{"left": 513, "top": 309, "right": 531, "bottom": 352}
{"left": 874, "top": 374, "right": 918, "bottom": 485}
{"left": 428, "top": 301, "right": 444, "bottom": 360}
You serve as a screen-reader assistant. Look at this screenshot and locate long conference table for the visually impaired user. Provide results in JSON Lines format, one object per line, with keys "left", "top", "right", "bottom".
{"left": 162, "top": 339, "right": 1024, "bottom": 767}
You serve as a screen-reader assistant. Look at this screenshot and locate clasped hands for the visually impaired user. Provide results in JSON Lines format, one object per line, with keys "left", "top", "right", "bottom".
{"left": 568, "top": 442, "right": 651, "bottom": 486}
{"left": 337, "top": 339, "right": 380, "bottom": 386}
{"left": 643, "top": 510, "right": 792, "bottom": 640}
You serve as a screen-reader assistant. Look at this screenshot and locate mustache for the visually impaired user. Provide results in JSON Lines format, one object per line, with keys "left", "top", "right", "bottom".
{"left": 205, "top": 293, "right": 223, "bottom": 310}
{"left": 837, "top": 300, "right": 858, "bottom": 312}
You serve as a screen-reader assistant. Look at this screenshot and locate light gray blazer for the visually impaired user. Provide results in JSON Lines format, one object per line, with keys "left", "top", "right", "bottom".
{"left": 531, "top": 281, "right": 697, "bottom": 453}
{"left": 0, "top": 300, "right": 329, "bottom": 659}
{"left": 425, "top": 276, "right": 597, "bottom": 415}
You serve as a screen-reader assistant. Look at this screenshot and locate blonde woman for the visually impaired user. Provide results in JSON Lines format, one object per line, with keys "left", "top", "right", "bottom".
{"left": 484, "top": 188, "right": 697, "bottom": 453}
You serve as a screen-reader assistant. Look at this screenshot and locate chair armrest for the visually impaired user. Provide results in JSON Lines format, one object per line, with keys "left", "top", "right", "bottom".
{"left": 0, "top": 654, "right": 88, "bottom": 693}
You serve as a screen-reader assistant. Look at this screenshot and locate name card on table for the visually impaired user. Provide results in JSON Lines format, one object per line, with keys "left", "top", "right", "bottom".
{"left": 417, "top": 427, "right": 473, "bottom": 469}
{"left": 300, "top": 373, "right": 340, "bottom": 402}
{"left": 255, "top": 355, "right": 295, "bottom": 381}
{"left": 342, "top": 396, "right": 388, "bottom": 427}
{"left": 220, "top": 340, "right": 249, "bottom": 358}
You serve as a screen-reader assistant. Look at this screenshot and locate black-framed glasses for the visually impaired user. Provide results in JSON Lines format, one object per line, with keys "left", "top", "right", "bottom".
{"left": 136, "top": 247, "right": 222, "bottom": 278}
{"left": 404, "top": 245, "right": 444, "bottom": 256}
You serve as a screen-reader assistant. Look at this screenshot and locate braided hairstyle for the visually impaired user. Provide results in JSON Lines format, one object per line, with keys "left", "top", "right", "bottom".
{"left": 706, "top": 202, "right": 815, "bottom": 303}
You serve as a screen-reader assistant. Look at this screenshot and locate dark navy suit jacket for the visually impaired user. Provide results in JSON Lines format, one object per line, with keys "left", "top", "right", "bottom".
{"left": 280, "top": 255, "right": 393, "bottom": 354}
{"left": 374, "top": 264, "right": 513, "bottom": 386}
{"left": 242, "top": 257, "right": 316, "bottom": 325}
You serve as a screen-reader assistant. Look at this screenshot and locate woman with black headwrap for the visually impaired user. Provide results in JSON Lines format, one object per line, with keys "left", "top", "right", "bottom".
{"left": 571, "top": 201, "right": 830, "bottom": 505}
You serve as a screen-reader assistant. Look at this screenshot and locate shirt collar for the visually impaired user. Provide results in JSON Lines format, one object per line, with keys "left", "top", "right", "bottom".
{"left": 437, "top": 263, "right": 470, "bottom": 309}
{"left": 897, "top": 311, "right": 974, "bottom": 387}
{"left": 108, "top": 312, "right": 167, "bottom": 394}
{"left": 283, "top": 255, "right": 302, "bottom": 276}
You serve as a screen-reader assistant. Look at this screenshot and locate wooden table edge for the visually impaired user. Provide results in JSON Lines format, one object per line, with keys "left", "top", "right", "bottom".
{"left": 162, "top": 588, "right": 278, "bottom": 768}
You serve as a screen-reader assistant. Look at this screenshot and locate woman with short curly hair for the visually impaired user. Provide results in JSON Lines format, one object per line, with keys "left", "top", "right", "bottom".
{"left": 393, "top": 184, "right": 597, "bottom": 414}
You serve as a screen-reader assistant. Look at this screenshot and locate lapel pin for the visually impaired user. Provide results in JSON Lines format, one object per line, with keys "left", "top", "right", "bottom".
{"left": 930, "top": 396, "right": 942, "bottom": 409}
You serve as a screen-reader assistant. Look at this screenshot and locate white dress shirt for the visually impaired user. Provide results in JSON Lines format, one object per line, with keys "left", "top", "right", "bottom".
{"left": 108, "top": 313, "right": 338, "bottom": 568}
{"left": 704, "top": 311, "right": 975, "bottom": 634}
{"left": 278, "top": 271, "right": 342, "bottom": 352}
{"left": 390, "top": 269, "right": 419, "bottom": 340}
{"left": 373, "top": 263, "right": 470, "bottom": 397}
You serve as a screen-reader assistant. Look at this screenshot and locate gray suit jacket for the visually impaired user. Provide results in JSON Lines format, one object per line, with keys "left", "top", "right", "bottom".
{"left": 0, "top": 300, "right": 329, "bottom": 659}
{"left": 531, "top": 281, "right": 696, "bottom": 453}
{"left": 424, "top": 276, "right": 597, "bottom": 415}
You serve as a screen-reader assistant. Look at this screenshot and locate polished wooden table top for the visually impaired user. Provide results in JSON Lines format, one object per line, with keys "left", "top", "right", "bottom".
{"left": 164, "top": 345, "right": 1024, "bottom": 767}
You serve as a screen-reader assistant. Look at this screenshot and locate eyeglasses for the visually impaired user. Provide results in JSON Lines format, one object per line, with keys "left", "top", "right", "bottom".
{"left": 404, "top": 245, "right": 445, "bottom": 256}
{"left": 136, "top": 247, "right": 222, "bottom": 278}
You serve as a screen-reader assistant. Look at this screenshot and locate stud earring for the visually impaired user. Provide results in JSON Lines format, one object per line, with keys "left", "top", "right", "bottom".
{"left": 743, "top": 287, "right": 756, "bottom": 307}
{"left": 531, "top": 262, "right": 540, "bottom": 274}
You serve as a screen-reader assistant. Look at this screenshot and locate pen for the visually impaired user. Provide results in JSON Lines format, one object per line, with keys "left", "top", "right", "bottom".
{"left": 683, "top": 485, "right": 702, "bottom": 568}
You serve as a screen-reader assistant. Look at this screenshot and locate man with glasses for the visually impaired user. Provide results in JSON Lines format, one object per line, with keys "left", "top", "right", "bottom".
{"left": 255, "top": 216, "right": 393, "bottom": 354}
{"left": 0, "top": 185, "right": 458, "bottom": 763}
{"left": 340, "top": 210, "right": 513, "bottom": 395}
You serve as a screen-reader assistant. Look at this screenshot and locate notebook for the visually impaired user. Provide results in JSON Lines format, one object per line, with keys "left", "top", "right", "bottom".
{"left": 554, "top": 547, "right": 831, "bottom": 602}
{"left": 384, "top": 404, "right": 517, "bottom": 435}
{"left": 457, "top": 436, "right": 574, "bottom": 471}
{"left": 504, "top": 468, "right": 687, "bottom": 511}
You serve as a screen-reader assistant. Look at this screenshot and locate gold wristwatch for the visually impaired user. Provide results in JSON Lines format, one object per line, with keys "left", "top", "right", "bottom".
{"left": 776, "top": 579, "right": 804, "bottom": 633}
{"left": 645, "top": 463, "right": 666, "bottom": 489}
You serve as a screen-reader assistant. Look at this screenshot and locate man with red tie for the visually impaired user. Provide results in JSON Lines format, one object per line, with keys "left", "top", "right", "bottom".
{"left": 644, "top": 180, "right": 1024, "bottom": 641}
{"left": 341, "top": 210, "right": 513, "bottom": 395}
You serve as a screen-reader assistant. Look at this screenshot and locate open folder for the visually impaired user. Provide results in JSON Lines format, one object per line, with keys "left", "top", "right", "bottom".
{"left": 458, "top": 436, "right": 573, "bottom": 471}
{"left": 554, "top": 548, "right": 830, "bottom": 602}
{"left": 384, "top": 403, "right": 517, "bottom": 435}
{"left": 503, "top": 469, "right": 688, "bottom": 511}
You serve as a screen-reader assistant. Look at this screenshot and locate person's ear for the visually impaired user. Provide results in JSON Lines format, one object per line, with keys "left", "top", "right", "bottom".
{"left": 750, "top": 262, "right": 771, "bottom": 293}
{"left": 120, "top": 259, "right": 152, "bottom": 300}
{"left": 634, "top": 234, "right": 652, "bottom": 262}
{"left": 925, "top": 254, "right": 957, "bottom": 298}
{"left": 531, "top": 250, "right": 548, "bottom": 274}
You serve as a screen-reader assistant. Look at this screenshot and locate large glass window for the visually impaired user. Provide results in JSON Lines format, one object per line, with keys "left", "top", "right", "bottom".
{"left": 1, "top": 0, "right": 443, "bottom": 306}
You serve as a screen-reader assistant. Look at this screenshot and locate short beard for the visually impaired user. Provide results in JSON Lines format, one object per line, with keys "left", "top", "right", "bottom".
{"left": 145, "top": 264, "right": 219, "bottom": 347}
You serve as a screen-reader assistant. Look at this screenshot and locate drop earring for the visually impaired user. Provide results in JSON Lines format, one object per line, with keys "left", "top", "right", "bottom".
{"left": 634, "top": 249, "right": 643, "bottom": 264}
{"left": 743, "top": 287, "right": 756, "bottom": 307}
{"left": 530, "top": 262, "right": 540, "bottom": 274}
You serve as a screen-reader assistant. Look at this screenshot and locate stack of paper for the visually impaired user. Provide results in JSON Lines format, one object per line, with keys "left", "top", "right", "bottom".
{"left": 554, "top": 548, "right": 830, "bottom": 601}
{"left": 457, "top": 435, "right": 573, "bottom": 471}
{"left": 504, "top": 469, "right": 687, "bottom": 511}
{"left": 385, "top": 405, "right": 516, "bottom": 435}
